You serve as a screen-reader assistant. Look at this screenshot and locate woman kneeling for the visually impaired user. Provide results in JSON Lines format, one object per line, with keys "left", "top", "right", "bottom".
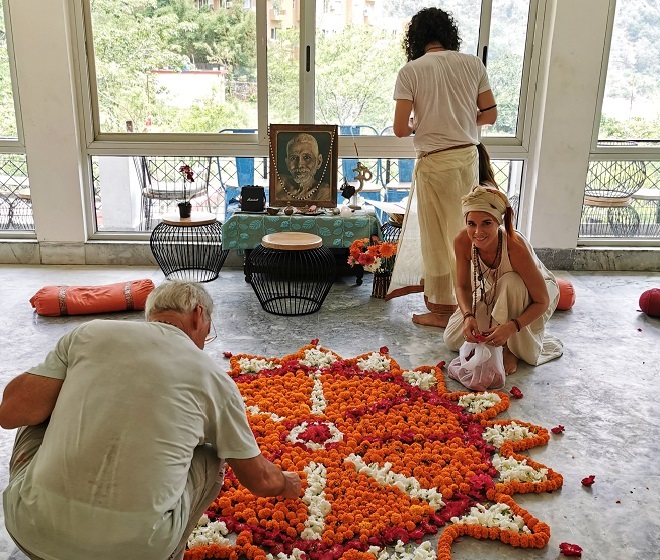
{"left": 443, "top": 186, "right": 563, "bottom": 374}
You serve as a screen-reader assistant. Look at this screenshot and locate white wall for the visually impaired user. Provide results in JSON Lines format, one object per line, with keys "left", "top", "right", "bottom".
{"left": 7, "top": 0, "right": 87, "bottom": 263}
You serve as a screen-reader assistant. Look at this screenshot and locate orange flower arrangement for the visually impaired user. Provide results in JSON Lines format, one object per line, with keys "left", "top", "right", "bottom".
{"left": 347, "top": 237, "right": 397, "bottom": 274}
{"left": 186, "top": 344, "right": 562, "bottom": 560}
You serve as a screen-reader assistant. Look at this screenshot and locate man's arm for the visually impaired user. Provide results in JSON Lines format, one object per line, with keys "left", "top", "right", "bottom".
{"left": 226, "top": 454, "right": 301, "bottom": 499}
{"left": 0, "top": 373, "right": 64, "bottom": 429}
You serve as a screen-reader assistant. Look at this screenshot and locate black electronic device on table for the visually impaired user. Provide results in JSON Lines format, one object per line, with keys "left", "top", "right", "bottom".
{"left": 240, "top": 186, "right": 266, "bottom": 212}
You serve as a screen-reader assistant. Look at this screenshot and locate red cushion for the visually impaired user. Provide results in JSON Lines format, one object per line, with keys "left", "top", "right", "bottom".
{"left": 639, "top": 288, "right": 660, "bottom": 318}
{"left": 556, "top": 279, "right": 576, "bottom": 311}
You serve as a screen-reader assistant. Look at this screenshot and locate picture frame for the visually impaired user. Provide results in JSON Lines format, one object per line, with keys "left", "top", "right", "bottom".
{"left": 268, "top": 124, "right": 338, "bottom": 208}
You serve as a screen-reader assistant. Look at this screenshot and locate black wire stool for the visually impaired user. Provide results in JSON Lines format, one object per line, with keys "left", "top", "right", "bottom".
{"left": 246, "top": 232, "right": 335, "bottom": 316}
{"left": 150, "top": 213, "right": 228, "bottom": 283}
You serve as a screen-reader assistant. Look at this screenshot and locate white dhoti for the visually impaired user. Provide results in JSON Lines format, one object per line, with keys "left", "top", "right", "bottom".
{"left": 387, "top": 145, "right": 478, "bottom": 307}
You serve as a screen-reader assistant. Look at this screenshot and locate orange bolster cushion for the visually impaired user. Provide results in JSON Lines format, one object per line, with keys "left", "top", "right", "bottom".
{"left": 639, "top": 288, "right": 660, "bottom": 318}
{"left": 29, "top": 279, "right": 155, "bottom": 317}
{"left": 556, "top": 279, "right": 576, "bottom": 311}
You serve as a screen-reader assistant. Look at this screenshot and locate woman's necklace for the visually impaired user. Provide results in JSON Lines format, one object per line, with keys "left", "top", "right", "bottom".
{"left": 472, "top": 230, "right": 503, "bottom": 329}
{"left": 268, "top": 128, "right": 335, "bottom": 201}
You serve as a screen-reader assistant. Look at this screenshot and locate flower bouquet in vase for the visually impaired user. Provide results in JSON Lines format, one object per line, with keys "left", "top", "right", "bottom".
{"left": 347, "top": 236, "right": 398, "bottom": 298}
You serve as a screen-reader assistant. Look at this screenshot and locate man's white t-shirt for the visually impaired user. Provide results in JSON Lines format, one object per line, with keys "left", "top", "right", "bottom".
{"left": 3, "top": 320, "right": 260, "bottom": 560}
{"left": 394, "top": 51, "right": 491, "bottom": 154}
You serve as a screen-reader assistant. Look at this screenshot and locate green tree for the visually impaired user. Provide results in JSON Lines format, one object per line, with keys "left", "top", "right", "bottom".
{"left": 315, "top": 26, "right": 404, "bottom": 130}
{"left": 0, "top": 5, "right": 17, "bottom": 138}
{"left": 91, "top": 0, "right": 185, "bottom": 132}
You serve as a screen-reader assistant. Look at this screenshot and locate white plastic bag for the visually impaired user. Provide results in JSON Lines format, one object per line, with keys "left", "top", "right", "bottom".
{"left": 447, "top": 342, "right": 506, "bottom": 392}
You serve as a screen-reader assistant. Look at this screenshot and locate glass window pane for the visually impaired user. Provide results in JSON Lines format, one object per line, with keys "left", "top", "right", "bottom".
{"left": 268, "top": 23, "right": 300, "bottom": 123}
{"left": 482, "top": 0, "right": 531, "bottom": 138}
{"left": 0, "top": 2, "right": 18, "bottom": 138}
{"left": 89, "top": 0, "right": 258, "bottom": 134}
{"left": 0, "top": 154, "right": 32, "bottom": 230}
{"left": 598, "top": 0, "right": 660, "bottom": 141}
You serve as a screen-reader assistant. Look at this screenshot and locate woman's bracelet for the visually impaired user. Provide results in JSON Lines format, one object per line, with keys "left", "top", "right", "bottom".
{"left": 511, "top": 318, "right": 522, "bottom": 332}
{"left": 463, "top": 312, "right": 475, "bottom": 321}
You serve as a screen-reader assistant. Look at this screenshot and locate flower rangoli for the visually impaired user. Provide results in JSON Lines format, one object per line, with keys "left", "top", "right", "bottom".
{"left": 185, "top": 344, "right": 563, "bottom": 560}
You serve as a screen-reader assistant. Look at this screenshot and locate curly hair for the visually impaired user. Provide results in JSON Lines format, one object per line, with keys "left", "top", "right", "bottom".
{"left": 403, "top": 7, "right": 461, "bottom": 61}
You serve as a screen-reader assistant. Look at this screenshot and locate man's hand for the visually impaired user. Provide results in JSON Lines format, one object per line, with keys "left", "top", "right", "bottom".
{"left": 280, "top": 471, "right": 302, "bottom": 499}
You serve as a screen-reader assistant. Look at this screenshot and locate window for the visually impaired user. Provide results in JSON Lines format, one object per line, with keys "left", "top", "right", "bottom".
{"left": 0, "top": 1, "right": 18, "bottom": 139}
{"left": 81, "top": 0, "right": 540, "bottom": 233}
{"left": 86, "top": 0, "right": 258, "bottom": 134}
{"left": 581, "top": 0, "right": 660, "bottom": 242}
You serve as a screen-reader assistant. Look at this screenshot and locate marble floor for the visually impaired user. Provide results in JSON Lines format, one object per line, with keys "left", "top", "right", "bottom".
{"left": 0, "top": 264, "right": 658, "bottom": 560}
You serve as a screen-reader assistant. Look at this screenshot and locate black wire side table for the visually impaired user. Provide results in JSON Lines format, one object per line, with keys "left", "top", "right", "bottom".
{"left": 150, "top": 212, "right": 228, "bottom": 283}
{"left": 246, "top": 232, "right": 335, "bottom": 316}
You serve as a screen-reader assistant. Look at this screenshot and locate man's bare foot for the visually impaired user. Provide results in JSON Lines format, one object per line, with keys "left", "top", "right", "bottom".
{"left": 412, "top": 312, "right": 450, "bottom": 328}
{"left": 503, "top": 346, "right": 518, "bottom": 375}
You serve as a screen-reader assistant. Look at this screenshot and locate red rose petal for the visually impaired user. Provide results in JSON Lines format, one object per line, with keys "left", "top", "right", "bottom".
{"left": 559, "top": 542, "right": 583, "bottom": 557}
{"left": 223, "top": 351, "right": 232, "bottom": 358}
{"left": 551, "top": 425, "right": 565, "bottom": 434}
{"left": 474, "top": 333, "right": 487, "bottom": 342}
{"left": 510, "top": 386, "right": 523, "bottom": 399}
{"left": 581, "top": 475, "right": 595, "bottom": 486}
{"left": 310, "top": 338, "right": 319, "bottom": 346}
{"left": 436, "top": 360, "right": 446, "bottom": 369}
{"left": 379, "top": 346, "right": 389, "bottom": 354}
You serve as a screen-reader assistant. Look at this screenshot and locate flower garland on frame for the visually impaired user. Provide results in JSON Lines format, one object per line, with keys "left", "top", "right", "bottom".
{"left": 184, "top": 344, "right": 563, "bottom": 560}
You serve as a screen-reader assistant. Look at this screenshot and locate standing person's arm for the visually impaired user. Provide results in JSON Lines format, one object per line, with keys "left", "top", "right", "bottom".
{"left": 477, "top": 89, "right": 497, "bottom": 126}
{"left": 393, "top": 99, "right": 414, "bottom": 137}
{"left": 226, "top": 455, "right": 301, "bottom": 499}
{"left": 454, "top": 231, "right": 480, "bottom": 341}
{"left": 0, "top": 373, "right": 63, "bottom": 429}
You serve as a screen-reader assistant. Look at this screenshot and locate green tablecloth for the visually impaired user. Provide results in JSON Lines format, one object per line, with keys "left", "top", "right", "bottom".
{"left": 221, "top": 213, "right": 382, "bottom": 250}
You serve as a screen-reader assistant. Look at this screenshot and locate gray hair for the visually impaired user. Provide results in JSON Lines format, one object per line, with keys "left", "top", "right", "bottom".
{"left": 145, "top": 281, "right": 214, "bottom": 321}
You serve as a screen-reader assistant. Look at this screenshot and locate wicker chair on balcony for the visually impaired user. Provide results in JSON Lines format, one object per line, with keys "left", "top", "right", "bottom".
{"left": 580, "top": 142, "right": 646, "bottom": 237}
{"left": 134, "top": 156, "right": 212, "bottom": 230}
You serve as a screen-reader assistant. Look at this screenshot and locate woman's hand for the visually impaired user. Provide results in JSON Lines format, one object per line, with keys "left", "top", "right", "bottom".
{"left": 462, "top": 316, "right": 480, "bottom": 342}
{"left": 482, "top": 321, "right": 517, "bottom": 347}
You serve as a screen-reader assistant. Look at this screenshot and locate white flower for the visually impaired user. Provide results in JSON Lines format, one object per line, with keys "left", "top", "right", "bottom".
{"left": 483, "top": 422, "right": 534, "bottom": 448}
{"left": 402, "top": 369, "right": 438, "bottom": 390}
{"left": 187, "top": 519, "right": 230, "bottom": 549}
{"left": 375, "top": 541, "right": 436, "bottom": 560}
{"left": 458, "top": 391, "right": 501, "bottom": 413}
{"left": 356, "top": 352, "right": 391, "bottom": 372}
{"left": 245, "top": 404, "right": 285, "bottom": 422}
{"left": 345, "top": 454, "right": 445, "bottom": 511}
{"left": 310, "top": 372, "right": 327, "bottom": 415}
{"left": 266, "top": 549, "right": 306, "bottom": 560}
{"left": 491, "top": 454, "right": 548, "bottom": 483}
{"left": 299, "top": 347, "right": 337, "bottom": 368}
{"left": 364, "top": 257, "right": 383, "bottom": 273}
{"left": 237, "top": 357, "right": 278, "bottom": 374}
{"left": 450, "top": 502, "right": 531, "bottom": 534}
{"left": 300, "top": 462, "right": 330, "bottom": 540}
{"left": 287, "top": 421, "right": 343, "bottom": 450}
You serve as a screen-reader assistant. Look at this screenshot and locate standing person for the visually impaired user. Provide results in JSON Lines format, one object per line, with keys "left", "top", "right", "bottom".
{"left": 275, "top": 133, "right": 331, "bottom": 204}
{"left": 444, "top": 186, "right": 563, "bottom": 373}
{"left": 386, "top": 7, "right": 498, "bottom": 328}
{"left": 0, "top": 281, "right": 301, "bottom": 560}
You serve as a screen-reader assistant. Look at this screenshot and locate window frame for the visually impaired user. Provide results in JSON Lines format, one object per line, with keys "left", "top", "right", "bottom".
{"left": 74, "top": 0, "right": 544, "bottom": 237}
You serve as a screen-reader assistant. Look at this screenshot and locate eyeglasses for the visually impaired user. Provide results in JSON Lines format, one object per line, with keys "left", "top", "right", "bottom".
{"left": 204, "top": 319, "right": 217, "bottom": 344}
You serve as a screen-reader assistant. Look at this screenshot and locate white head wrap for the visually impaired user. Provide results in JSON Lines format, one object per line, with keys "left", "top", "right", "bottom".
{"left": 461, "top": 186, "right": 510, "bottom": 224}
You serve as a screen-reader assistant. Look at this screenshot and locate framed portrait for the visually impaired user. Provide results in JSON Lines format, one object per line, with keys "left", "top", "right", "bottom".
{"left": 268, "top": 124, "right": 338, "bottom": 208}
